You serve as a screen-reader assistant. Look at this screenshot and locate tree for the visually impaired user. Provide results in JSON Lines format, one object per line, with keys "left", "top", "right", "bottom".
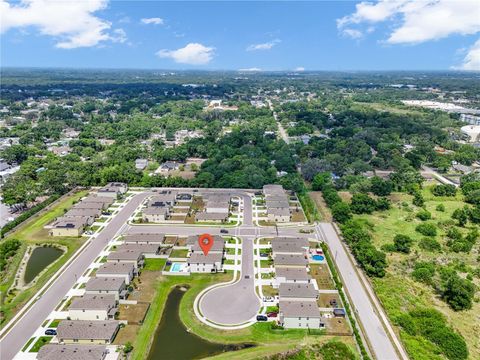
{"left": 416, "top": 209, "right": 431, "bottom": 221}
{"left": 415, "top": 223, "right": 437, "bottom": 237}
{"left": 393, "top": 234, "right": 414, "bottom": 253}
{"left": 350, "top": 193, "right": 377, "bottom": 214}
{"left": 411, "top": 262, "right": 436, "bottom": 284}
{"left": 442, "top": 274, "right": 475, "bottom": 311}
{"left": 311, "top": 172, "right": 332, "bottom": 191}
{"left": 431, "top": 184, "right": 457, "bottom": 197}
{"left": 331, "top": 202, "right": 352, "bottom": 223}
{"left": 370, "top": 176, "right": 393, "bottom": 196}
{"left": 412, "top": 191, "right": 425, "bottom": 207}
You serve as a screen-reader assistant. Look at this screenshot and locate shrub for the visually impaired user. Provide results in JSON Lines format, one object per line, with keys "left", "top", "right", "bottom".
{"left": 319, "top": 340, "right": 356, "bottom": 360}
{"left": 419, "top": 237, "right": 441, "bottom": 252}
{"left": 436, "top": 203, "right": 445, "bottom": 212}
{"left": 0, "top": 239, "right": 22, "bottom": 271}
{"left": 442, "top": 274, "right": 475, "bottom": 311}
{"left": 350, "top": 193, "right": 377, "bottom": 214}
{"left": 412, "top": 191, "right": 425, "bottom": 207}
{"left": 431, "top": 184, "right": 457, "bottom": 197}
{"left": 452, "top": 208, "right": 468, "bottom": 227}
{"left": 393, "top": 234, "right": 414, "bottom": 254}
{"left": 411, "top": 261, "right": 436, "bottom": 285}
{"left": 375, "top": 197, "right": 391, "bottom": 211}
{"left": 415, "top": 223, "right": 437, "bottom": 237}
{"left": 416, "top": 209, "right": 431, "bottom": 221}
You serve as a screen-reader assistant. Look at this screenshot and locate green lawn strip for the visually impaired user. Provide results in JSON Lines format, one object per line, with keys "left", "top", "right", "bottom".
{"left": 48, "top": 319, "right": 61, "bottom": 328}
{"left": 29, "top": 336, "right": 52, "bottom": 352}
{"left": 298, "top": 190, "right": 321, "bottom": 223}
{"left": 143, "top": 258, "right": 167, "bottom": 271}
{"left": 169, "top": 249, "right": 188, "bottom": 258}
{"left": 21, "top": 337, "right": 35, "bottom": 352}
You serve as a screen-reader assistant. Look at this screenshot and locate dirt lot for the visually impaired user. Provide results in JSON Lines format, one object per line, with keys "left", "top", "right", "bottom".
{"left": 317, "top": 293, "right": 342, "bottom": 308}
{"left": 310, "top": 264, "right": 335, "bottom": 290}
{"left": 291, "top": 207, "right": 307, "bottom": 222}
{"left": 164, "top": 235, "right": 178, "bottom": 245}
{"left": 113, "top": 324, "right": 140, "bottom": 345}
{"left": 129, "top": 271, "right": 161, "bottom": 302}
{"left": 117, "top": 303, "right": 150, "bottom": 324}
{"left": 324, "top": 316, "right": 351, "bottom": 335}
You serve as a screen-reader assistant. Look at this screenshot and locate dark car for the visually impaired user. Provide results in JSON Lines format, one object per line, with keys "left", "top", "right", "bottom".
{"left": 267, "top": 312, "right": 278, "bottom": 318}
{"left": 220, "top": 229, "right": 228, "bottom": 234}
{"left": 256, "top": 315, "right": 268, "bottom": 322}
{"left": 259, "top": 252, "right": 269, "bottom": 257}
{"left": 45, "top": 329, "right": 57, "bottom": 336}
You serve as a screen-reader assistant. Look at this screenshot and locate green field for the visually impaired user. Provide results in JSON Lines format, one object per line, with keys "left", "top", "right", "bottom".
{"left": 131, "top": 273, "right": 358, "bottom": 360}
{"left": 0, "top": 190, "right": 88, "bottom": 327}
{"left": 355, "top": 185, "right": 480, "bottom": 360}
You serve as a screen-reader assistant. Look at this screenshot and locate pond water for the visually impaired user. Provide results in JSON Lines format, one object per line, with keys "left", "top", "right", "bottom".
{"left": 23, "top": 246, "right": 63, "bottom": 284}
{"left": 147, "top": 286, "right": 254, "bottom": 360}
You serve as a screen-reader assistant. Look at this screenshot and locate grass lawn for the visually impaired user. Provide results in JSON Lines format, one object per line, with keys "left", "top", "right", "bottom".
{"left": 21, "top": 337, "right": 35, "bottom": 352}
{"left": 169, "top": 249, "right": 188, "bottom": 258}
{"left": 29, "top": 336, "right": 52, "bottom": 352}
{"left": 143, "top": 258, "right": 166, "bottom": 271}
{"left": 0, "top": 190, "right": 88, "bottom": 327}
{"left": 48, "top": 319, "right": 61, "bottom": 328}
{"left": 354, "top": 186, "right": 480, "bottom": 360}
{"left": 131, "top": 273, "right": 358, "bottom": 360}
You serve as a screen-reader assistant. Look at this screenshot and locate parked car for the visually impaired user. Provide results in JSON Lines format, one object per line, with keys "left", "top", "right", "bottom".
{"left": 220, "top": 229, "right": 228, "bottom": 234}
{"left": 45, "top": 329, "right": 57, "bottom": 336}
{"left": 267, "top": 312, "right": 278, "bottom": 318}
{"left": 259, "top": 252, "right": 269, "bottom": 257}
{"left": 256, "top": 315, "right": 268, "bottom": 322}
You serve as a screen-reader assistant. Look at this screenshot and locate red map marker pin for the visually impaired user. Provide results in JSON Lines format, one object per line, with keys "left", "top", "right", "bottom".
{"left": 198, "top": 233, "right": 214, "bottom": 255}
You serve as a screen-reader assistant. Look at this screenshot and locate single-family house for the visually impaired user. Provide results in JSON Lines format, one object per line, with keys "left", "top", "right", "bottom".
{"left": 278, "top": 300, "right": 324, "bottom": 329}
{"left": 142, "top": 206, "right": 169, "bottom": 222}
{"left": 98, "top": 182, "right": 127, "bottom": 198}
{"left": 122, "top": 233, "right": 165, "bottom": 245}
{"left": 68, "top": 294, "right": 117, "bottom": 321}
{"left": 135, "top": 158, "right": 148, "bottom": 170}
{"left": 85, "top": 277, "right": 127, "bottom": 300}
{"left": 274, "top": 254, "right": 308, "bottom": 268}
{"left": 279, "top": 283, "right": 318, "bottom": 301}
{"left": 56, "top": 320, "right": 120, "bottom": 344}
{"left": 274, "top": 267, "right": 312, "bottom": 287}
{"left": 49, "top": 218, "right": 88, "bottom": 237}
{"left": 37, "top": 345, "right": 108, "bottom": 360}
{"left": 96, "top": 262, "right": 135, "bottom": 284}
{"left": 107, "top": 249, "right": 144, "bottom": 269}
{"left": 187, "top": 252, "right": 223, "bottom": 273}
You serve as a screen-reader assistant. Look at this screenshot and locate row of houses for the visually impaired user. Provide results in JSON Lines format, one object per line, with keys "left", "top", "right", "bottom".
{"left": 268, "top": 237, "right": 325, "bottom": 330}
{"left": 263, "top": 185, "right": 291, "bottom": 223}
{"left": 36, "top": 233, "right": 166, "bottom": 359}
{"left": 195, "top": 193, "right": 231, "bottom": 223}
{"left": 142, "top": 191, "right": 193, "bottom": 222}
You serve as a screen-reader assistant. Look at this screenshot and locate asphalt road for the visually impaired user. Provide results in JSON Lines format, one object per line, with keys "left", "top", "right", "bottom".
{"left": 0, "top": 193, "right": 151, "bottom": 360}
{"left": 317, "top": 223, "right": 402, "bottom": 360}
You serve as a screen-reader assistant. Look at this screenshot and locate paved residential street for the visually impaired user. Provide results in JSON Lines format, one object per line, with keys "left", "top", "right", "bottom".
{"left": 317, "top": 223, "right": 405, "bottom": 360}
{"left": 0, "top": 193, "right": 151, "bottom": 360}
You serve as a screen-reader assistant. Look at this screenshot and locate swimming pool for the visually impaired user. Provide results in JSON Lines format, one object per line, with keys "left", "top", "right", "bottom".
{"left": 171, "top": 263, "right": 185, "bottom": 272}
{"left": 312, "top": 255, "right": 325, "bottom": 261}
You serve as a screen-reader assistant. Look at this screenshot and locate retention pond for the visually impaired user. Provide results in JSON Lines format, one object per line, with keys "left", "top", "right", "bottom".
{"left": 147, "top": 286, "right": 254, "bottom": 360}
{"left": 23, "top": 246, "right": 63, "bottom": 284}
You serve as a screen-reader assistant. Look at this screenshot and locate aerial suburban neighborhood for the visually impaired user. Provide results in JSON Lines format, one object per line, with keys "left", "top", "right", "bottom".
{"left": 1, "top": 1, "right": 480, "bottom": 360}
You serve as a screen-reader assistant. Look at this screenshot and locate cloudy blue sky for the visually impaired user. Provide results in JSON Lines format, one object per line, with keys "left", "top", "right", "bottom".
{"left": 1, "top": 0, "right": 479, "bottom": 70}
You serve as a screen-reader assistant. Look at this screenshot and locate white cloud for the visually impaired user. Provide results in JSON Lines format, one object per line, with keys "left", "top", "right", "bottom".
{"left": 246, "top": 39, "right": 281, "bottom": 51}
{"left": 342, "top": 28, "right": 363, "bottom": 39}
{"left": 141, "top": 17, "right": 164, "bottom": 25}
{"left": 338, "top": 0, "right": 480, "bottom": 69}
{"left": 294, "top": 67, "right": 305, "bottom": 72}
{"left": 156, "top": 43, "right": 215, "bottom": 65}
{"left": 338, "top": 0, "right": 480, "bottom": 44}
{"left": 238, "top": 68, "right": 262, "bottom": 72}
{"left": 0, "top": 0, "right": 124, "bottom": 49}
{"left": 455, "top": 39, "right": 480, "bottom": 71}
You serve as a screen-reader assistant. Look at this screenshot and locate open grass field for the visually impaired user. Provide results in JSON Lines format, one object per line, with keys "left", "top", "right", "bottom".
{"left": 0, "top": 190, "right": 88, "bottom": 327}
{"left": 130, "top": 273, "right": 359, "bottom": 360}
{"left": 354, "top": 186, "right": 480, "bottom": 360}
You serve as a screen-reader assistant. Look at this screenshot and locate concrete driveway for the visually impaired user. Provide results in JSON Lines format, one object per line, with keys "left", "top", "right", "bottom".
{"left": 199, "top": 235, "right": 261, "bottom": 325}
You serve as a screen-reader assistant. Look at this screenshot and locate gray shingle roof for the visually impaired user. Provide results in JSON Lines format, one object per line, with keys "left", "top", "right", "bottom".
{"left": 279, "top": 283, "right": 318, "bottom": 299}
{"left": 123, "top": 233, "right": 165, "bottom": 244}
{"left": 116, "top": 243, "right": 160, "bottom": 254}
{"left": 85, "top": 277, "right": 125, "bottom": 291}
{"left": 275, "top": 267, "right": 311, "bottom": 281}
{"left": 274, "top": 254, "right": 308, "bottom": 266}
{"left": 97, "top": 262, "right": 134, "bottom": 275}
{"left": 187, "top": 235, "right": 225, "bottom": 252}
{"left": 107, "top": 249, "right": 143, "bottom": 261}
{"left": 188, "top": 252, "right": 223, "bottom": 265}
{"left": 37, "top": 345, "right": 107, "bottom": 360}
{"left": 69, "top": 294, "right": 117, "bottom": 311}
{"left": 279, "top": 300, "right": 321, "bottom": 318}
{"left": 272, "top": 241, "right": 306, "bottom": 254}
{"left": 57, "top": 320, "right": 119, "bottom": 341}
